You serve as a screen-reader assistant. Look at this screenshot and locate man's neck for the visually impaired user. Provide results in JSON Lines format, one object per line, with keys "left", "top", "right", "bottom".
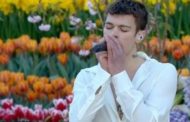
{"left": 124, "top": 50, "right": 145, "bottom": 80}
{"left": 124, "top": 49, "right": 139, "bottom": 69}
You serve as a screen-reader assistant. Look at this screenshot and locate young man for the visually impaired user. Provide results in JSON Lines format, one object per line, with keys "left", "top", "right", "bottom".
{"left": 69, "top": 0, "right": 177, "bottom": 122}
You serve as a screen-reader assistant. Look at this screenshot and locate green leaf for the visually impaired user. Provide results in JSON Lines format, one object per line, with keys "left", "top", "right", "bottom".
{"left": 47, "top": 55, "right": 59, "bottom": 76}
{"left": 49, "top": 75, "right": 59, "bottom": 80}
{"left": 33, "top": 58, "right": 47, "bottom": 75}
{"left": 57, "top": 62, "right": 69, "bottom": 81}
{"left": 16, "top": 53, "right": 31, "bottom": 76}
{"left": 7, "top": 57, "right": 18, "bottom": 71}
{"left": 174, "top": 91, "right": 184, "bottom": 105}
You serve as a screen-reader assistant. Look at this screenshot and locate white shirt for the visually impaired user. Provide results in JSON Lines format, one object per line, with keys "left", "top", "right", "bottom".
{"left": 69, "top": 52, "right": 177, "bottom": 122}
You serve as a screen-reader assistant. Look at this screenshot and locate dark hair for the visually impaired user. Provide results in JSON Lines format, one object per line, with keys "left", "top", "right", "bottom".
{"left": 105, "top": 0, "right": 148, "bottom": 32}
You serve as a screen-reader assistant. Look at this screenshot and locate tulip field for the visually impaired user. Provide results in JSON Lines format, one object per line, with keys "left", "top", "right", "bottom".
{"left": 0, "top": 0, "right": 190, "bottom": 121}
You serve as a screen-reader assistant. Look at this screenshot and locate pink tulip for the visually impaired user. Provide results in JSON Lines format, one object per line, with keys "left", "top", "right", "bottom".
{"left": 12, "top": 105, "right": 25, "bottom": 118}
{"left": 4, "top": 109, "right": 16, "bottom": 122}
{"left": 50, "top": 109, "right": 63, "bottom": 122}
{"left": 66, "top": 94, "right": 73, "bottom": 104}
{"left": 1, "top": 98, "right": 13, "bottom": 109}
{"left": 26, "top": 109, "right": 36, "bottom": 121}
{"left": 62, "top": 109, "right": 68, "bottom": 118}
{"left": 0, "top": 98, "right": 70, "bottom": 121}
{"left": 53, "top": 98, "right": 68, "bottom": 111}
{"left": 0, "top": 108, "right": 5, "bottom": 119}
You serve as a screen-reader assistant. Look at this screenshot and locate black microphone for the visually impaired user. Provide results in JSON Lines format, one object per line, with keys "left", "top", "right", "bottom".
{"left": 91, "top": 41, "right": 107, "bottom": 53}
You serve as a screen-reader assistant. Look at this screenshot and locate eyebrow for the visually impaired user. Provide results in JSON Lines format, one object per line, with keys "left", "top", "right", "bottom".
{"left": 105, "top": 22, "right": 131, "bottom": 29}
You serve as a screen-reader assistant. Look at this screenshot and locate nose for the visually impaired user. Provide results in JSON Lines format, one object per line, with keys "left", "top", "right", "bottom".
{"left": 111, "top": 27, "right": 119, "bottom": 39}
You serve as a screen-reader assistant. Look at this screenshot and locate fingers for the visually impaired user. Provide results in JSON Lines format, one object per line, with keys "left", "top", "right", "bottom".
{"left": 99, "top": 37, "right": 105, "bottom": 43}
{"left": 108, "top": 35, "right": 123, "bottom": 53}
{"left": 95, "top": 51, "right": 107, "bottom": 57}
{"left": 95, "top": 51, "right": 108, "bottom": 61}
{"left": 105, "top": 36, "right": 113, "bottom": 60}
{"left": 95, "top": 51, "right": 108, "bottom": 71}
{"left": 105, "top": 35, "right": 123, "bottom": 59}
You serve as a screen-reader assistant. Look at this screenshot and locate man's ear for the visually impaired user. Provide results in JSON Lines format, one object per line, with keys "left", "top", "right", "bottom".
{"left": 135, "top": 30, "right": 147, "bottom": 43}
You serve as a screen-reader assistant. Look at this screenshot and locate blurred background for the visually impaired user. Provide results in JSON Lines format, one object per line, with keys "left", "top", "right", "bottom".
{"left": 0, "top": 0, "right": 190, "bottom": 121}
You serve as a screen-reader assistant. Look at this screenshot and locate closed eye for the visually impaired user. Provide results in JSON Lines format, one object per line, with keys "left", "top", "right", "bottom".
{"left": 104, "top": 23, "right": 114, "bottom": 29}
{"left": 120, "top": 26, "right": 129, "bottom": 32}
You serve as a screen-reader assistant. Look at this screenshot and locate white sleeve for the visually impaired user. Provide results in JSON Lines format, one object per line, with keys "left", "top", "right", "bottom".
{"left": 111, "top": 64, "right": 177, "bottom": 122}
{"left": 69, "top": 68, "right": 111, "bottom": 122}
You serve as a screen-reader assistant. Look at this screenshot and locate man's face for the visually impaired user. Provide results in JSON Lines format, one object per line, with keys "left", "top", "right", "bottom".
{"left": 103, "top": 14, "right": 138, "bottom": 55}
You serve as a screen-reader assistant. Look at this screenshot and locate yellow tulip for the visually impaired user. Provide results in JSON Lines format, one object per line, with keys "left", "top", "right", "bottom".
{"left": 182, "top": 0, "right": 190, "bottom": 4}
{"left": 161, "top": 1, "right": 176, "bottom": 15}
{"left": 180, "top": 68, "right": 190, "bottom": 77}
{"left": 26, "top": 40, "right": 37, "bottom": 52}
{"left": 74, "top": 0, "right": 87, "bottom": 10}
{"left": 182, "top": 35, "right": 190, "bottom": 46}
{"left": 6, "top": 0, "right": 19, "bottom": 5}
{"left": 84, "top": 0, "right": 112, "bottom": 11}
{"left": 59, "top": 0, "right": 76, "bottom": 14}
{"left": 20, "top": 0, "right": 39, "bottom": 13}
{"left": 0, "top": 0, "right": 12, "bottom": 15}
{"left": 146, "top": 0, "right": 161, "bottom": 5}
{"left": 40, "top": 0, "right": 60, "bottom": 10}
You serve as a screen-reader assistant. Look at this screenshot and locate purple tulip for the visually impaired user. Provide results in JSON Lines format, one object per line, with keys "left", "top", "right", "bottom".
{"left": 27, "top": 15, "right": 42, "bottom": 23}
{"left": 38, "top": 24, "right": 51, "bottom": 31}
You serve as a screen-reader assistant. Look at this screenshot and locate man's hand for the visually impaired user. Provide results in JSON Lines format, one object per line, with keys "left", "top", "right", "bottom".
{"left": 105, "top": 35, "right": 126, "bottom": 75}
{"left": 95, "top": 36, "right": 126, "bottom": 75}
{"left": 95, "top": 51, "right": 108, "bottom": 72}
